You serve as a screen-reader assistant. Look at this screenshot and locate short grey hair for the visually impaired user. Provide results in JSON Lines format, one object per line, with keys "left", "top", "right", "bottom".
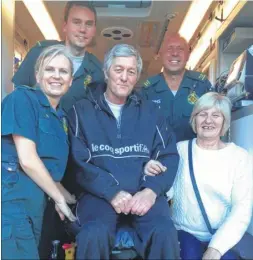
{"left": 103, "top": 44, "right": 143, "bottom": 80}
{"left": 190, "top": 92, "right": 232, "bottom": 136}
{"left": 35, "top": 45, "right": 73, "bottom": 80}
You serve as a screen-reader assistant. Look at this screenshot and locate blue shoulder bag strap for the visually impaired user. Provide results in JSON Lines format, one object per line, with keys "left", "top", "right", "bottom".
{"left": 188, "top": 139, "right": 216, "bottom": 235}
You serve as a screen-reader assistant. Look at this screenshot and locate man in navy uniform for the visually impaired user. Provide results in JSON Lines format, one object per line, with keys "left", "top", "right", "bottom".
{"left": 12, "top": 1, "right": 103, "bottom": 113}
{"left": 12, "top": 2, "right": 103, "bottom": 258}
{"left": 141, "top": 33, "right": 212, "bottom": 142}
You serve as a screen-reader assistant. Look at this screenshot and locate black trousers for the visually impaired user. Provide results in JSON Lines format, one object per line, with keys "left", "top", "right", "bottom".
{"left": 38, "top": 199, "right": 70, "bottom": 259}
{"left": 39, "top": 162, "right": 81, "bottom": 259}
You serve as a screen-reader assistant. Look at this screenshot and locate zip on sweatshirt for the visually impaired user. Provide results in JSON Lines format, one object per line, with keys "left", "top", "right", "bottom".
{"left": 116, "top": 112, "right": 122, "bottom": 139}
{"left": 116, "top": 106, "right": 124, "bottom": 139}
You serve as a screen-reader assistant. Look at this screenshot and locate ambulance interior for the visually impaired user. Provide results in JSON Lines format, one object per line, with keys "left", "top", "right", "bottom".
{"left": 2, "top": 0, "right": 253, "bottom": 256}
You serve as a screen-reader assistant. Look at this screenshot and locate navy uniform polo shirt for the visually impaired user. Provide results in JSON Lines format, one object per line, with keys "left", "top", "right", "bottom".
{"left": 12, "top": 40, "right": 104, "bottom": 113}
{"left": 1, "top": 86, "right": 69, "bottom": 213}
{"left": 141, "top": 70, "right": 213, "bottom": 142}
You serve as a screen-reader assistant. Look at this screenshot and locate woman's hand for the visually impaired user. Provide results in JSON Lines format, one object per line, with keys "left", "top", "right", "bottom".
{"left": 56, "top": 182, "right": 76, "bottom": 204}
{"left": 203, "top": 247, "right": 222, "bottom": 260}
{"left": 144, "top": 160, "right": 167, "bottom": 176}
{"left": 55, "top": 200, "right": 77, "bottom": 222}
{"left": 13, "top": 136, "right": 76, "bottom": 219}
{"left": 64, "top": 193, "right": 76, "bottom": 204}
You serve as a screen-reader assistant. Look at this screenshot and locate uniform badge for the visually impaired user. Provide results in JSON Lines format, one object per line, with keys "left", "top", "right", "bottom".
{"left": 84, "top": 75, "right": 92, "bottom": 88}
{"left": 62, "top": 117, "right": 68, "bottom": 134}
{"left": 187, "top": 91, "right": 199, "bottom": 105}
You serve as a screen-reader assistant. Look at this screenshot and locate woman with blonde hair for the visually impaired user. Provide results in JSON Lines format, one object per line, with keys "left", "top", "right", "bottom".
{"left": 2, "top": 45, "right": 76, "bottom": 259}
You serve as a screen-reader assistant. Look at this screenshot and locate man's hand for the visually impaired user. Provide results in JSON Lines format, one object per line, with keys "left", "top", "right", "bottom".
{"left": 128, "top": 188, "right": 157, "bottom": 216}
{"left": 144, "top": 160, "right": 167, "bottom": 176}
{"left": 55, "top": 200, "right": 77, "bottom": 222}
{"left": 203, "top": 247, "right": 222, "bottom": 260}
{"left": 111, "top": 191, "right": 132, "bottom": 214}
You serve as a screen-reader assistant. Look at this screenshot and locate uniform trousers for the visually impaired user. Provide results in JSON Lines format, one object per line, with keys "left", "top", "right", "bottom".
{"left": 2, "top": 200, "right": 43, "bottom": 259}
{"left": 2, "top": 166, "right": 45, "bottom": 259}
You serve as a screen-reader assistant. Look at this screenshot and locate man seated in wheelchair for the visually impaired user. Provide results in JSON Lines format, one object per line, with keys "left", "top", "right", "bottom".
{"left": 67, "top": 43, "right": 180, "bottom": 260}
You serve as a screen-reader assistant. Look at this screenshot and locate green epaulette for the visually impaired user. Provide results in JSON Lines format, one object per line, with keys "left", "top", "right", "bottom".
{"left": 142, "top": 74, "right": 161, "bottom": 88}
{"left": 187, "top": 70, "right": 207, "bottom": 81}
{"left": 35, "top": 40, "right": 63, "bottom": 48}
{"left": 143, "top": 79, "right": 151, "bottom": 88}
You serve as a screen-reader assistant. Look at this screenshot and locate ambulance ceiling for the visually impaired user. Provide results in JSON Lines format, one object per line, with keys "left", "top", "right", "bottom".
{"left": 15, "top": 1, "right": 191, "bottom": 77}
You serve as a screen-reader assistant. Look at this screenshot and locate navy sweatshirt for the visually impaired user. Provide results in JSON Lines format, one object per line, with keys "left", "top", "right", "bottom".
{"left": 68, "top": 83, "right": 179, "bottom": 202}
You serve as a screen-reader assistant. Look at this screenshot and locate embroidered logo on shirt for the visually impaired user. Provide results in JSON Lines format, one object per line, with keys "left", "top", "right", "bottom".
{"left": 62, "top": 117, "right": 68, "bottom": 134}
{"left": 84, "top": 75, "right": 92, "bottom": 88}
{"left": 187, "top": 91, "right": 199, "bottom": 105}
{"left": 152, "top": 99, "right": 161, "bottom": 104}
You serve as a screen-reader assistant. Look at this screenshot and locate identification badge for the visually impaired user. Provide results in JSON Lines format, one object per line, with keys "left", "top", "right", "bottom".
{"left": 62, "top": 117, "right": 68, "bottom": 134}
{"left": 84, "top": 75, "right": 92, "bottom": 88}
{"left": 187, "top": 91, "right": 199, "bottom": 105}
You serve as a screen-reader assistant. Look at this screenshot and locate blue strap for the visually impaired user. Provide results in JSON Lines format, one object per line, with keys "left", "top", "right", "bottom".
{"left": 188, "top": 139, "right": 216, "bottom": 235}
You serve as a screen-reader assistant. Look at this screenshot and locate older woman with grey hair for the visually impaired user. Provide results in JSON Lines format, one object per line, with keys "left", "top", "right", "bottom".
{"left": 2, "top": 45, "right": 76, "bottom": 259}
{"left": 145, "top": 92, "right": 253, "bottom": 260}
